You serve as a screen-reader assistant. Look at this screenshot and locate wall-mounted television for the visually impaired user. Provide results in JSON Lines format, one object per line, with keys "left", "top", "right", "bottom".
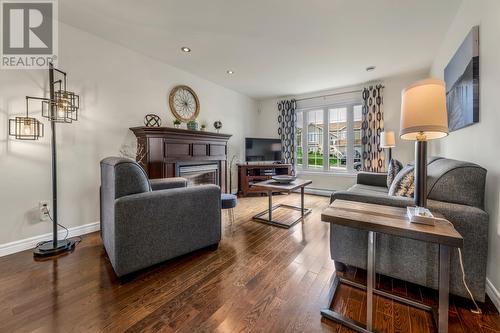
{"left": 245, "top": 138, "right": 282, "bottom": 162}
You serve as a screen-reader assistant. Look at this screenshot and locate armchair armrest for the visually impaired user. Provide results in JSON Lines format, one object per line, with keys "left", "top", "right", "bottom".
{"left": 356, "top": 172, "right": 388, "bottom": 187}
{"left": 150, "top": 177, "right": 187, "bottom": 191}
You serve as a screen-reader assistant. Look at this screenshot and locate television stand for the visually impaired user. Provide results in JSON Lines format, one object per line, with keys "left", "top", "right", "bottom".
{"left": 238, "top": 163, "right": 292, "bottom": 197}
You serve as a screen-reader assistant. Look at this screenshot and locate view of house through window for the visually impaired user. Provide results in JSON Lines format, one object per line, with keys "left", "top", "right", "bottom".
{"left": 353, "top": 105, "right": 363, "bottom": 170}
{"left": 328, "top": 107, "right": 347, "bottom": 169}
{"left": 296, "top": 102, "right": 362, "bottom": 172}
{"left": 296, "top": 112, "right": 303, "bottom": 167}
{"left": 306, "top": 110, "right": 323, "bottom": 169}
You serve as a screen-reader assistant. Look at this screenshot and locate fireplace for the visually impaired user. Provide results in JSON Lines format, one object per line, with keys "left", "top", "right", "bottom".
{"left": 177, "top": 163, "right": 220, "bottom": 187}
{"left": 130, "top": 127, "right": 231, "bottom": 192}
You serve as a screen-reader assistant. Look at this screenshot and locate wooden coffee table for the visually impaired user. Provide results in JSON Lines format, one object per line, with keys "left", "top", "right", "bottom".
{"left": 251, "top": 178, "right": 312, "bottom": 228}
{"left": 321, "top": 200, "right": 463, "bottom": 333}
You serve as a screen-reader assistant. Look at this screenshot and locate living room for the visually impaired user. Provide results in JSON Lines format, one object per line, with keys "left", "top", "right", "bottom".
{"left": 1, "top": 0, "right": 499, "bottom": 332}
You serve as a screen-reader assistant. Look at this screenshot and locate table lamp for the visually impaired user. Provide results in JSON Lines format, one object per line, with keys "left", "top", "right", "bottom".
{"left": 400, "top": 79, "right": 448, "bottom": 208}
{"left": 380, "top": 131, "right": 396, "bottom": 162}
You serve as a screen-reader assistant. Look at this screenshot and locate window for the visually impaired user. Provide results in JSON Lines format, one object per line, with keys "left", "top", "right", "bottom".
{"left": 296, "top": 112, "right": 303, "bottom": 167}
{"left": 296, "top": 102, "right": 362, "bottom": 173}
{"left": 306, "top": 110, "right": 323, "bottom": 169}
{"left": 329, "top": 107, "right": 347, "bottom": 169}
{"left": 353, "top": 105, "right": 363, "bottom": 170}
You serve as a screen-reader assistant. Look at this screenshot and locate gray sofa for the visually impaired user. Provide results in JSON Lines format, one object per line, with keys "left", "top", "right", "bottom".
{"left": 330, "top": 157, "right": 489, "bottom": 301}
{"left": 100, "top": 157, "right": 221, "bottom": 277}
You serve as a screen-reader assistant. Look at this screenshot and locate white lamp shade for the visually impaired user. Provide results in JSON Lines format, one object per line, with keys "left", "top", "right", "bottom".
{"left": 400, "top": 79, "right": 449, "bottom": 141}
{"left": 380, "top": 131, "right": 396, "bottom": 148}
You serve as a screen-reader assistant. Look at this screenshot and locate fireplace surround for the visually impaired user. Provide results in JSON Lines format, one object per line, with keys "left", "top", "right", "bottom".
{"left": 130, "top": 127, "right": 232, "bottom": 192}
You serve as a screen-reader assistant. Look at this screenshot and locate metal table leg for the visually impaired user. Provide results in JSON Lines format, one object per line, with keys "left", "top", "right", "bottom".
{"left": 268, "top": 190, "right": 273, "bottom": 221}
{"left": 439, "top": 245, "right": 450, "bottom": 333}
{"left": 301, "top": 187, "right": 304, "bottom": 217}
{"left": 321, "top": 232, "right": 449, "bottom": 333}
{"left": 367, "top": 231, "right": 376, "bottom": 331}
{"left": 252, "top": 187, "right": 312, "bottom": 228}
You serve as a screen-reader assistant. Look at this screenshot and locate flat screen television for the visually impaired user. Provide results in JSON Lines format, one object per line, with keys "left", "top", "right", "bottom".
{"left": 245, "top": 138, "right": 282, "bottom": 162}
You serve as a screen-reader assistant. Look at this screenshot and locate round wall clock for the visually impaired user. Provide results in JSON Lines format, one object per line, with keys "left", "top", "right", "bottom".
{"left": 169, "top": 85, "right": 200, "bottom": 122}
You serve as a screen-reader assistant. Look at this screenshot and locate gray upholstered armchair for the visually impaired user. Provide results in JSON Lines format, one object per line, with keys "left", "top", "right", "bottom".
{"left": 100, "top": 157, "right": 221, "bottom": 277}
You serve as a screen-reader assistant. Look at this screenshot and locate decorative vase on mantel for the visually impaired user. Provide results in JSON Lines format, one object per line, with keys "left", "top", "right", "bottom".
{"left": 173, "top": 119, "right": 181, "bottom": 129}
{"left": 187, "top": 120, "right": 199, "bottom": 131}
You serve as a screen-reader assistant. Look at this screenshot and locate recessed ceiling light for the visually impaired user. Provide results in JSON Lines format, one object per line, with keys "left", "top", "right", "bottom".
{"left": 366, "top": 66, "right": 376, "bottom": 72}
{"left": 181, "top": 47, "right": 191, "bottom": 53}
{"left": 226, "top": 70, "right": 234, "bottom": 75}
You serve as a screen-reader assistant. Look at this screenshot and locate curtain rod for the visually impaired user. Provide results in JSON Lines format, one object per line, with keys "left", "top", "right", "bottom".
{"left": 294, "top": 83, "right": 384, "bottom": 102}
{"left": 294, "top": 89, "right": 362, "bottom": 102}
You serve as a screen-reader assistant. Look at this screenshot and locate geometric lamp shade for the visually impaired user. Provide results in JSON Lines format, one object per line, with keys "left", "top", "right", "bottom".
{"left": 42, "top": 89, "right": 79, "bottom": 123}
{"left": 9, "top": 116, "right": 44, "bottom": 140}
{"left": 55, "top": 90, "right": 79, "bottom": 121}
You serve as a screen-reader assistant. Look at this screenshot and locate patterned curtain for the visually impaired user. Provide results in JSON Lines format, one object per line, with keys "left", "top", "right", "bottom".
{"left": 277, "top": 99, "right": 296, "bottom": 175}
{"left": 361, "top": 84, "right": 385, "bottom": 172}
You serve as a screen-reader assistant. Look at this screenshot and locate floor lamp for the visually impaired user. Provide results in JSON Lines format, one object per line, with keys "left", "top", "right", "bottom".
{"left": 400, "top": 79, "right": 448, "bottom": 208}
{"left": 380, "top": 130, "right": 396, "bottom": 163}
{"left": 9, "top": 63, "right": 80, "bottom": 258}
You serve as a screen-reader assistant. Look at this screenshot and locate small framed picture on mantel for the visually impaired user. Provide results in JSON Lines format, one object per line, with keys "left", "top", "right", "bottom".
{"left": 444, "top": 25, "right": 479, "bottom": 132}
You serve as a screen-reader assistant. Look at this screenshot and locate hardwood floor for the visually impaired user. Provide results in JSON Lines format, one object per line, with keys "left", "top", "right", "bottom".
{"left": 0, "top": 194, "right": 498, "bottom": 332}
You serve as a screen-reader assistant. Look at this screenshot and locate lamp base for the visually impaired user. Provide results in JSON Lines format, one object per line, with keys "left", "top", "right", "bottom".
{"left": 414, "top": 140, "right": 427, "bottom": 208}
{"left": 33, "top": 239, "right": 76, "bottom": 258}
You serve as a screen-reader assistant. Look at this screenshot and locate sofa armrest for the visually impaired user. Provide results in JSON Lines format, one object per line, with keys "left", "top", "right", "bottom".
{"left": 112, "top": 184, "right": 221, "bottom": 276}
{"left": 356, "top": 172, "right": 388, "bottom": 187}
{"left": 427, "top": 199, "right": 489, "bottom": 298}
{"left": 331, "top": 190, "right": 414, "bottom": 207}
{"left": 149, "top": 177, "right": 187, "bottom": 191}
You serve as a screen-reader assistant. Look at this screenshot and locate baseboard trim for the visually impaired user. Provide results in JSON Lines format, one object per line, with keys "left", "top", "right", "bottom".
{"left": 486, "top": 278, "right": 500, "bottom": 312}
{"left": 0, "top": 222, "right": 100, "bottom": 257}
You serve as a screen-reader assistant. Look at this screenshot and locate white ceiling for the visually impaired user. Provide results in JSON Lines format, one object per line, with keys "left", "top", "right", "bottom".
{"left": 59, "top": 0, "right": 462, "bottom": 99}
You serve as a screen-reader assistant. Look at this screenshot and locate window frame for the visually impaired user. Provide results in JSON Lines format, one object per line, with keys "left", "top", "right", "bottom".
{"left": 295, "top": 99, "right": 362, "bottom": 174}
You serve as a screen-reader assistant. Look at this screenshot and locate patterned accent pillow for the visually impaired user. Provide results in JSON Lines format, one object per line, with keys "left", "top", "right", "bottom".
{"left": 386, "top": 159, "right": 403, "bottom": 189}
{"left": 389, "top": 165, "right": 415, "bottom": 197}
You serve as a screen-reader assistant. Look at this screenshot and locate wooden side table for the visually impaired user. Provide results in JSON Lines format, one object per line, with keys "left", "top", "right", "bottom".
{"left": 321, "top": 200, "right": 463, "bottom": 333}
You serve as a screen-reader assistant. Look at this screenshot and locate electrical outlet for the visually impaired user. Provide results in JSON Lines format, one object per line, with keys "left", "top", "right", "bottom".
{"left": 39, "top": 201, "right": 50, "bottom": 221}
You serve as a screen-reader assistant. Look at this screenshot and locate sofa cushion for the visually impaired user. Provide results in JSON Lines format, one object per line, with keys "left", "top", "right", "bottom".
{"left": 150, "top": 177, "right": 187, "bottom": 191}
{"left": 356, "top": 172, "right": 388, "bottom": 187}
{"left": 387, "top": 159, "right": 403, "bottom": 188}
{"left": 349, "top": 184, "right": 389, "bottom": 195}
{"left": 388, "top": 165, "right": 414, "bottom": 197}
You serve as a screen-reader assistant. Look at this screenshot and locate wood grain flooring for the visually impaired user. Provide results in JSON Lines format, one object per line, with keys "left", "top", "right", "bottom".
{"left": 0, "top": 194, "right": 498, "bottom": 332}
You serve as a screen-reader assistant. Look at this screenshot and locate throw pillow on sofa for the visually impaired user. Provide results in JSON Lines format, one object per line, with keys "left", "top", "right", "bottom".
{"left": 387, "top": 159, "right": 403, "bottom": 188}
{"left": 389, "top": 165, "right": 414, "bottom": 197}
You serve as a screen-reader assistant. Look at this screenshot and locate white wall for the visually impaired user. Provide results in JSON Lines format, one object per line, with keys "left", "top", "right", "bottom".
{"left": 383, "top": 70, "right": 429, "bottom": 164}
{"left": 0, "top": 23, "right": 258, "bottom": 246}
{"left": 429, "top": 0, "right": 500, "bottom": 303}
{"left": 255, "top": 70, "right": 427, "bottom": 191}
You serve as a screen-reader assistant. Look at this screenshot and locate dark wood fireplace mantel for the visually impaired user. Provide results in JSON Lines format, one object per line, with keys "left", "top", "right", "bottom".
{"left": 130, "top": 127, "right": 232, "bottom": 192}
